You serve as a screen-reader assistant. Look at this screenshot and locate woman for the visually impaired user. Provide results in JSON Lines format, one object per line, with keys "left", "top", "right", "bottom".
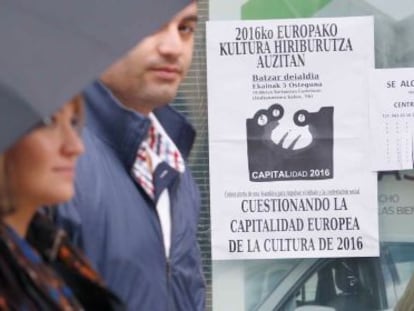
{"left": 0, "top": 96, "right": 123, "bottom": 310}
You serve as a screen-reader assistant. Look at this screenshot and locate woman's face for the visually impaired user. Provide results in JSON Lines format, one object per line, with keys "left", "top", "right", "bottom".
{"left": 5, "top": 98, "right": 85, "bottom": 207}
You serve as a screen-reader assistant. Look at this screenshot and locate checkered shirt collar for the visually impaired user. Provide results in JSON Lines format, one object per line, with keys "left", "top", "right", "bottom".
{"left": 132, "top": 113, "right": 185, "bottom": 200}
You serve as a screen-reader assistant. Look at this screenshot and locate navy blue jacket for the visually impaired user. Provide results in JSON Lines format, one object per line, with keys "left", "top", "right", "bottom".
{"left": 56, "top": 82, "right": 205, "bottom": 311}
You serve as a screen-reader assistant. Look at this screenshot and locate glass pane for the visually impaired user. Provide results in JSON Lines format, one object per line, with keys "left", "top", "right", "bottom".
{"left": 245, "top": 259, "right": 301, "bottom": 310}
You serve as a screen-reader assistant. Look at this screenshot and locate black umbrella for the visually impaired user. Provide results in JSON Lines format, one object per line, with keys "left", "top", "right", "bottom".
{"left": 0, "top": 0, "right": 191, "bottom": 152}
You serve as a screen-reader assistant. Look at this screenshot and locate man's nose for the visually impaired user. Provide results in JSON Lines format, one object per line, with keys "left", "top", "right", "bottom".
{"left": 157, "top": 26, "right": 182, "bottom": 57}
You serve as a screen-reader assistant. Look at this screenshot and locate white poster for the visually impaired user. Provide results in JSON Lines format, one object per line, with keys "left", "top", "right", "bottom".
{"left": 370, "top": 68, "right": 414, "bottom": 171}
{"left": 207, "top": 17, "right": 379, "bottom": 260}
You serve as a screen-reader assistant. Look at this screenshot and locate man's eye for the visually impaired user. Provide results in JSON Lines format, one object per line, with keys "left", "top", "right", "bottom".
{"left": 179, "top": 24, "right": 195, "bottom": 34}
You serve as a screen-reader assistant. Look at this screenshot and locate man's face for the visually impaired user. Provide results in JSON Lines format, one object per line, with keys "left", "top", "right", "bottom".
{"left": 101, "top": 2, "right": 197, "bottom": 114}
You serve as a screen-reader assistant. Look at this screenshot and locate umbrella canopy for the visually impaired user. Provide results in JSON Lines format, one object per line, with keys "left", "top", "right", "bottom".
{"left": 0, "top": 0, "right": 191, "bottom": 152}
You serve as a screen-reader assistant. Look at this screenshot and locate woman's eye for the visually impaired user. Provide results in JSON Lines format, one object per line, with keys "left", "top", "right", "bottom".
{"left": 70, "top": 117, "right": 79, "bottom": 127}
{"left": 71, "top": 116, "right": 84, "bottom": 133}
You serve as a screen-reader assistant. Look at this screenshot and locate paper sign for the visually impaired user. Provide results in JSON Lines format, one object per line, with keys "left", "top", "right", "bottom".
{"left": 370, "top": 68, "right": 414, "bottom": 171}
{"left": 207, "top": 16, "right": 378, "bottom": 260}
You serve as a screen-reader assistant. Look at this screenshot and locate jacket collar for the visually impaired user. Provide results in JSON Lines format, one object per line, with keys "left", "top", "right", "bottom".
{"left": 83, "top": 81, "right": 195, "bottom": 170}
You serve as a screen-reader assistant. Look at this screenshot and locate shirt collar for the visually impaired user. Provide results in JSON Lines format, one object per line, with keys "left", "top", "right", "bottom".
{"left": 132, "top": 113, "right": 185, "bottom": 200}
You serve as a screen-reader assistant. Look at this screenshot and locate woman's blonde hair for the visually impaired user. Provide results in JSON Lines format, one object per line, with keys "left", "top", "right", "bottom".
{"left": 0, "top": 154, "right": 14, "bottom": 217}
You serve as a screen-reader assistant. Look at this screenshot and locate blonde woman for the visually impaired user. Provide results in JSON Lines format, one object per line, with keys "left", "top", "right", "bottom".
{"left": 0, "top": 97, "right": 123, "bottom": 310}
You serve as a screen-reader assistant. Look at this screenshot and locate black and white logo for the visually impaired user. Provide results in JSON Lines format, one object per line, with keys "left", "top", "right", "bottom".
{"left": 246, "top": 103, "right": 334, "bottom": 182}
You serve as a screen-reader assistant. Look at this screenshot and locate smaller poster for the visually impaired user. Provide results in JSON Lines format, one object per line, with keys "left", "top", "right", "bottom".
{"left": 370, "top": 68, "right": 414, "bottom": 171}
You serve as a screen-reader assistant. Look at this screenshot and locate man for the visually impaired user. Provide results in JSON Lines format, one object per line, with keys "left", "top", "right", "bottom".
{"left": 56, "top": 2, "right": 205, "bottom": 310}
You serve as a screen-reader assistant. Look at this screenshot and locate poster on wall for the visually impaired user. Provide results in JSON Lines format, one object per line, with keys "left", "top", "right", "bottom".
{"left": 370, "top": 68, "right": 414, "bottom": 171}
{"left": 207, "top": 16, "right": 378, "bottom": 260}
